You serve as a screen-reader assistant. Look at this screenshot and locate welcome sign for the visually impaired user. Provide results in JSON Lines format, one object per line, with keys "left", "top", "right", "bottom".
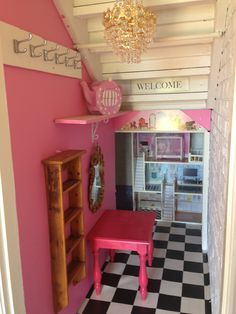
{"left": 131, "top": 78, "right": 190, "bottom": 94}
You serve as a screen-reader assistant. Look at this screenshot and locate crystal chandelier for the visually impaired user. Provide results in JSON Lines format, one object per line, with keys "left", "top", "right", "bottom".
{"left": 103, "top": 0, "right": 157, "bottom": 63}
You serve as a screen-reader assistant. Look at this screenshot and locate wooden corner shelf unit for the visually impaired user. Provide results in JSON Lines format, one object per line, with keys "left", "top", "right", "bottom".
{"left": 42, "top": 150, "right": 86, "bottom": 313}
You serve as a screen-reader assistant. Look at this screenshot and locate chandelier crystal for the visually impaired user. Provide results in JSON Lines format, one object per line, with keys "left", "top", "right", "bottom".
{"left": 103, "top": 0, "right": 157, "bottom": 63}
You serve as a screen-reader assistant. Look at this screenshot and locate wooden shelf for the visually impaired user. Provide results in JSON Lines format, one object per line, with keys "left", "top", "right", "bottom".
{"left": 54, "top": 111, "right": 128, "bottom": 125}
{"left": 63, "top": 179, "right": 80, "bottom": 192}
{"left": 42, "top": 150, "right": 86, "bottom": 313}
{"left": 67, "top": 261, "right": 86, "bottom": 285}
{"left": 66, "top": 235, "right": 83, "bottom": 255}
{"left": 64, "top": 207, "right": 82, "bottom": 224}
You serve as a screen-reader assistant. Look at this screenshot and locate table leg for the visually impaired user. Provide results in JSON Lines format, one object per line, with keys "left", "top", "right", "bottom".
{"left": 109, "top": 249, "right": 115, "bottom": 262}
{"left": 93, "top": 249, "right": 101, "bottom": 295}
{"left": 148, "top": 240, "right": 153, "bottom": 267}
{"left": 139, "top": 253, "right": 148, "bottom": 300}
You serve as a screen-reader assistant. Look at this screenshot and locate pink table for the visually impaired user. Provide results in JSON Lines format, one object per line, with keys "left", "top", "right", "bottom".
{"left": 87, "top": 210, "right": 156, "bottom": 300}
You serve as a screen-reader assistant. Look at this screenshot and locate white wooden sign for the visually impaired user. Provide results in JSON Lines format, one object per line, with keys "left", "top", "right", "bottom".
{"left": 131, "top": 78, "right": 189, "bottom": 94}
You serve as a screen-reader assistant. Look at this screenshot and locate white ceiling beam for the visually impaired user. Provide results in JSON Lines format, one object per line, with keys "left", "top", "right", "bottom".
{"left": 121, "top": 100, "right": 207, "bottom": 110}
{"left": 100, "top": 44, "right": 212, "bottom": 63}
{"left": 103, "top": 68, "right": 210, "bottom": 80}
{"left": 75, "top": 32, "right": 220, "bottom": 51}
{"left": 122, "top": 92, "right": 208, "bottom": 102}
{"left": 73, "top": 0, "right": 215, "bottom": 18}
{"left": 88, "top": 20, "right": 214, "bottom": 43}
{"left": 102, "top": 56, "right": 211, "bottom": 74}
{"left": 88, "top": 38, "right": 214, "bottom": 53}
{"left": 53, "top": 0, "right": 102, "bottom": 80}
{"left": 87, "top": 3, "right": 215, "bottom": 32}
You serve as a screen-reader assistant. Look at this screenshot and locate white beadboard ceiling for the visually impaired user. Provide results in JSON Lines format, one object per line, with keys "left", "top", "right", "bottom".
{"left": 53, "top": 0, "right": 219, "bottom": 110}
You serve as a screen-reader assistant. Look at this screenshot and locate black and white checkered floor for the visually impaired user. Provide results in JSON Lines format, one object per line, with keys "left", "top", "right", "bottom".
{"left": 78, "top": 221, "right": 211, "bottom": 314}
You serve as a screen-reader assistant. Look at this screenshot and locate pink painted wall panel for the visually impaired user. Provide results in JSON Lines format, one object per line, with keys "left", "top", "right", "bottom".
{"left": 4, "top": 67, "right": 116, "bottom": 314}
{"left": 1, "top": 1, "right": 116, "bottom": 313}
{"left": 183, "top": 110, "right": 211, "bottom": 131}
{"left": 0, "top": 0, "right": 72, "bottom": 47}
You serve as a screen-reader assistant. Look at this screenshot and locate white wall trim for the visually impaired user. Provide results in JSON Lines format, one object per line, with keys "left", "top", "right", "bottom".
{"left": 202, "top": 130, "right": 210, "bottom": 251}
{"left": 221, "top": 64, "right": 236, "bottom": 314}
{"left": 0, "top": 35, "right": 26, "bottom": 314}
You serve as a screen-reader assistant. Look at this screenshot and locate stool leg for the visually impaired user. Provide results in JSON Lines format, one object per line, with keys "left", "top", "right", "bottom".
{"left": 93, "top": 249, "right": 101, "bottom": 295}
{"left": 148, "top": 240, "right": 153, "bottom": 267}
{"left": 139, "top": 253, "right": 148, "bottom": 300}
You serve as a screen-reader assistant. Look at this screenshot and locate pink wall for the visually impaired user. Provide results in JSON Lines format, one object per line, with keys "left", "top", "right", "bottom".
{"left": 1, "top": 1, "right": 116, "bottom": 314}
{"left": 183, "top": 110, "right": 211, "bottom": 131}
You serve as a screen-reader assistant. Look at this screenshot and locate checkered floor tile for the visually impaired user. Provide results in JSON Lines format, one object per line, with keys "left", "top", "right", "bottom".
{"left": 78, "top": 221, "right": 211, "bottom": 314}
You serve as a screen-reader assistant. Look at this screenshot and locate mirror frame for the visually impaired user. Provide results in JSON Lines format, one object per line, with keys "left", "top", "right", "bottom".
{"left": 88, "top": 144, "right": 105, "bottom": 212}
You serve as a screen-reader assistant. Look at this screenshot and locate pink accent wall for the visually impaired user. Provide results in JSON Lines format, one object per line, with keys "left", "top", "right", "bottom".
{"left": 1, "top": 1, "right": 116, "bottom": 314}
{"left": 183, "top": 110, "right": 211, "bottom": 131}
{"left": 114, "top": 109, "right": 211, "bottom": 131}
{"left": 0, "top": 0, "right": 72, "bottom": 47}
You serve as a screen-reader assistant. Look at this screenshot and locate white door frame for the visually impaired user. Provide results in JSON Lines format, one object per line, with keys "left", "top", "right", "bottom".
{"left": 0, "top": 37, "right": 26, "bottom": 314}
{"left": 220, "top": 66, "right": 236, "bottom": 313}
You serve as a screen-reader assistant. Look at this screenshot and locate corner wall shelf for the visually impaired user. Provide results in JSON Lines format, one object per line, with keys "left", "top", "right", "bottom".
{"left": 54, "top": 111, "right": 128, "bottom": 125}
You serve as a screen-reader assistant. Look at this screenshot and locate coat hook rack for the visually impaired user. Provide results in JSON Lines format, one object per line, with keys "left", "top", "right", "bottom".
{"left": 43, "top": 45, "right": 59, "bottom": 61}
{"left": 65, "top": 53, "right": 79, "bottom": 67}
{"left": 29, "top": 40, "right": 47, "bottom": 57}
{"left": 55, "top": 49, "right": 69, "bottom": 64}
{"left": 74, "top": 59, "right": 80, "bottom": 70}
{"left": 13, "top": 33, "right": 33, "bottom": 53}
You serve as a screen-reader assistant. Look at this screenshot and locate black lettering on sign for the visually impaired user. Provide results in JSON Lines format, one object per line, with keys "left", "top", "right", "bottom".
{"left": 136, "top": 81, "right": 184, "bottom": 90}
{"left": 134, "top": 79, "right": 187, "bottom": 93}
{"left": 137, "top": 83, "right": 145, "bottom": 90}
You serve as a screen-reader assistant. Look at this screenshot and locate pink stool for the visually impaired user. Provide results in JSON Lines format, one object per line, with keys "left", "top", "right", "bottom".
{"left": 87, "top": 210, "right": 156, "bottom": 300}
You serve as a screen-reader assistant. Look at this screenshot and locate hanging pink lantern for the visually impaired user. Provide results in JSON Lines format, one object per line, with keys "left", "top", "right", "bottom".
{"left": 81, "top": 80, "right": 122, "bottom": 115}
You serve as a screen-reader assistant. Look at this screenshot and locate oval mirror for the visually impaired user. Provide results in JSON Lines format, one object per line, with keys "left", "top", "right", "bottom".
{"left": 88, "top": 144, "right": 105, "bottom": 212}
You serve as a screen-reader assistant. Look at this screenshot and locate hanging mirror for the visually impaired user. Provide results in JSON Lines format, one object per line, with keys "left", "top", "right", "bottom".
{"left": 88, "top": 144, "right": 105, "bottom": 212}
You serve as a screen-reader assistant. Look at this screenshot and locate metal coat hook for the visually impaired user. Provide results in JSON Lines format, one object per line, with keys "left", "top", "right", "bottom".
{"left": 13, "top": 33, "right": 33, "bottom": 53}
{"left": 92, "top": 123, "right": 99, "bottom": 143}
{"left": 55, "top": 49, "right": 69, "bottom": 64}
{"left": 65, "top": 53, "right": 79, "bottom": 67}
{"left": 43, "top": 45, "right": 59, "bottom": 61}
{"left": 29, "top": 40, "right": 47, "bottom": 57}
{"left": 73, "top": 59, "right": 80, "bottom": 70}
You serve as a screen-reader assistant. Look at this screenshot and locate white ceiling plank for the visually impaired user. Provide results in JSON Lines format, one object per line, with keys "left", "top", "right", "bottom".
{"left": 88, "top": 20, "right": 214, "bottom": 43}
{"left": 53, "top": 0, "right": 102, "bottom": 79}
{"left": 86, "top": 37, "right": 214, "bottom": 53}
{"left": 155, "top": 20, "right": 214, "bottom": 38}
{"left": 122, "top": 92, "right": 208, "bottom": 102}
{"left": 103, "top": 68, "right": 210, "bottom": 80}
{"left": 121, "top": 100, "right": 207, "bottom": 110}
{"left": 87, "top": 3, "right": 215, "bottom": 32}
{"left": 102, "top": 56, "right": 211, "bottom": 74}
{"left": 100, "top": 44, "right": 212, "bottom": 63}
{"left": 75, "top": 0, "right": 114, "bottom": 5}
{"left": 73, "top": 0, "right": 215, "bottom": 17}
{"left": 76, "top": 35, "right": 215, "bottom": 51}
